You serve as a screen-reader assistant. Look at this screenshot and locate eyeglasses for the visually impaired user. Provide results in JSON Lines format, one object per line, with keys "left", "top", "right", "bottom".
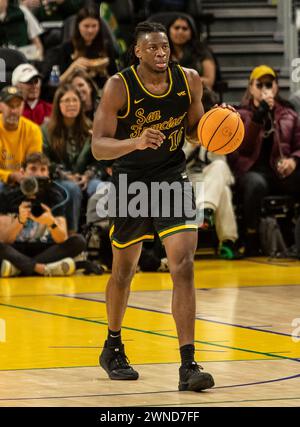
{"left": 59, "top": 97, "right": 80, "bottom": 105}
{"left": 255, "top": 81, "right": 273, "bottom": 90}
{"left": 173, "top": 25, "right": 189, "bottom": 31}
{"left": 25, "top": 77, "right": 40, "bottom": 85}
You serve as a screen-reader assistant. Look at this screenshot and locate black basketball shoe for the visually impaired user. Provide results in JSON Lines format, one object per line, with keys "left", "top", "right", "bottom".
{"left": 179, "top": 362, "right": 215, "bottom": 391}
{"left": 99, "top": 341, "right": 139, "bottom": 380}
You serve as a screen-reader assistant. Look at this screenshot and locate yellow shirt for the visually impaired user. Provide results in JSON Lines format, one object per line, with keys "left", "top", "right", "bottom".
{"left": 0, "top": 114, "right": 43, "bottom": 183}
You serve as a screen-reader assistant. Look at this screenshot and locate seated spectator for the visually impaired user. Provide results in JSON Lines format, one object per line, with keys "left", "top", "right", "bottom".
{"left": 42, "top": 83, "right": 103, "bottom": 233}
{"left": 0, "top": 0, "right": 43, "bottom": 60}
{"left": 30, "top": 0, "right": 84, "bottom": 23}
{"left": 0, "top": 86, "right": 42, "bottom": 191}
{"left": 21, "top": 0, "right": 85, "bottom": 49}
{"left": 66, "top": 69, "right": 100, "bottom": 120}
{"left": 0, "top": 152, "right": 86, "bottom": 277}
{"left": 185, "top": 88, "right": 241, "bottom": 259}
{"left": 52, "top": 5, "right": 118, "bottom": 89}
{"left": 229, "top": 65, "right": 300, "bottom": 255}
{"left": 167, "top": 14, "right": 216, "bottom": 90}
{"left": 12, "top": 63, "right": 52, "bottom": 125}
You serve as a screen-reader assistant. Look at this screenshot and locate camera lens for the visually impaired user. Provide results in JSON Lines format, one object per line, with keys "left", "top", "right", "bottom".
{"left": 20, "top": 176, "right": 39, "bottom": 197}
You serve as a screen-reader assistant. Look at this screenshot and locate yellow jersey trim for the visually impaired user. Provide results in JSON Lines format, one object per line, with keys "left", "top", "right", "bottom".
{"left": 109, "top": 225, "right": 115, "bottom": 238}
{"left": 131, "top": 65, "right": 173, "bottom": 98}
{"left": 158, "top": 224, "right": 198, "bottom": 238}
{"left": 112, "top": 234, "right": 155, "bottom": 248}
{"left": 177, "top": 65, "right": 192, "bottom": 104}
{"left": 117, "top": 72, "right": 130, "bottom": 119}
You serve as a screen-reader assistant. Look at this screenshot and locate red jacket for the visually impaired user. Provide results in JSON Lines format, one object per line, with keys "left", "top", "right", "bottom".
{"left": 228, "top": 100, "right": 300, "bottom": 177}
{"left": 22, "top": 100, "right": 52, "bottom": 126}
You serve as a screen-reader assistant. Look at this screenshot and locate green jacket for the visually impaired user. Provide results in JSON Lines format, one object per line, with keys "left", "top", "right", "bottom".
{"left": 42, "top": 124, "right": 96, "bottom": 175}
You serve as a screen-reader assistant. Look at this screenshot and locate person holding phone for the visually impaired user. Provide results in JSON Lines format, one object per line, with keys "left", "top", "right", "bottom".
{"left": 228, "top": 65, "right": 300, "bottom": 255}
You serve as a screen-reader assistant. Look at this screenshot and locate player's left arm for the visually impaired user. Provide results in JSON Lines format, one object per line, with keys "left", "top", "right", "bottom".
{"left": 183, "top": 67, "right": 204, "bottom": 141}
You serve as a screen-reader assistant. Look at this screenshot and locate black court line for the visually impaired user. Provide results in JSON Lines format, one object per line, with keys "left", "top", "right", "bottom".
{"left": 0, "top": 301, "right": 300, "bottom": 365}
{"left": 139, "top": 396, "right": 300, "bottom": 407}
{"left": 0, "top": 373, "right": 300, "bottom": 402}
{"left": 63, "top": 294, "right": 300, "bottom": 341}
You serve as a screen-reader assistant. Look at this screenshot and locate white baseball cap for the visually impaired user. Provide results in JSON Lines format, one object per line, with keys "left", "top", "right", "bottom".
{"left": 12, "top": 63, "right": 41, "bottom": 86}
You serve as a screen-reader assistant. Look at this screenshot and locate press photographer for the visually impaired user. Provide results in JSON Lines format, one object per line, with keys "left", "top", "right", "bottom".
{"left": 0, "top": 152, "right": 86, "bottom": 277}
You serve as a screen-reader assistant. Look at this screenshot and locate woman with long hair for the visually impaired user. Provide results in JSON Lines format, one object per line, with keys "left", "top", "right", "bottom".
{"left": 66, "top": 69, "right": 101, "bottom": 121}
{"left": 58, "top": 5, "right": 118, "bottom": 88}
{"left": 42, "top": 83, "right": 102, "bottom": 233}
{"left": 167, "top": 15, "right": 216, "bottom": 90}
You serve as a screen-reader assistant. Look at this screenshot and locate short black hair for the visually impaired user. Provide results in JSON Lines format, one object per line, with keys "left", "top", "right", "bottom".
{"left": 128, "top": 21, "right": 168, "bottom": 65}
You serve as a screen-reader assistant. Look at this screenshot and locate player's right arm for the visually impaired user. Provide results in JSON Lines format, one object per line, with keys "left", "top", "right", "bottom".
{"left": 92, "top": 75, "right": 165, "bottom": 160}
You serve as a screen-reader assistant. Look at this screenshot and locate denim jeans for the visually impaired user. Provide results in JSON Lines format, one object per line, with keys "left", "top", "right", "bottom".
{"left": 56, "top": 179, "right": 82, "bottom": 232}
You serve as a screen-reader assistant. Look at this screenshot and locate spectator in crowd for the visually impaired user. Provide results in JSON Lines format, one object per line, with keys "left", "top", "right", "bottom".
{"left": 167, "top": 14, "right": 216, "bottom": 90}
{"left": 28, "top": 0, "right": 84, "bottom": 23}
{"left": 66, "top": 69, "right": 100, "bottom": 120}
{"left": 42, "top": 83, "right": 102, "bottom": 233}
{"left": 21, "top": 0, "right": 85, "bottom": 49}
{"left": 0, "top": 0, "right": 43, "bottom": 60}
{"left": 0, "top": 152, "right": 86, "bottom": 277}
{"left": 12, "top": 63, "right": 52, "bottom": 126}
{"left": 229, "top": 65, "right": 300, "bottom": 255}
{"left": 54, "top": 5, "right": 118, "bottom": 88}
{"left": 185, "top": 88, "right": 241, "bottom": 259}
{"left": 0, "top": 86, "right": 43, "bottom": 191}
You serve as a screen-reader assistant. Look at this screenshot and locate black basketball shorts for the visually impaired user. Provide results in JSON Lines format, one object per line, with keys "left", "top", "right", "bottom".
{"left": 109, "top": 173, "right": 200, "bottom": 249}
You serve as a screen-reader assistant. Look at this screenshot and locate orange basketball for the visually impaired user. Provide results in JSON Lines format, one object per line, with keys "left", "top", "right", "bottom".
{"left": 197, "top": 107, "right": 245, "bottom": 155}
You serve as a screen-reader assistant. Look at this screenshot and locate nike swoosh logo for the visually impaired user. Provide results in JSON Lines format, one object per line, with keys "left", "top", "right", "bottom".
{"left": 134, "top": 98, "right": 144, "bottom": 104}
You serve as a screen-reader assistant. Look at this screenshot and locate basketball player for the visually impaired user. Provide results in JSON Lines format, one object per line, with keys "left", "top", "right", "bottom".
{"left": 92, "top": 22, "right": 214, "bottom": 391}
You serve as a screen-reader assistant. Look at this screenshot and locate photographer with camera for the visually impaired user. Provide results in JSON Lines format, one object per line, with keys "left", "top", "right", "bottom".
{"left": 0, "top": 152, "right": 86, "bottom": 277}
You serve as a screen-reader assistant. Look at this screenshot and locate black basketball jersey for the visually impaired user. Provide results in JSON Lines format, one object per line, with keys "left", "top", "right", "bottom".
{"left": 113, "top": 63, "right": 191, "bottom": 181}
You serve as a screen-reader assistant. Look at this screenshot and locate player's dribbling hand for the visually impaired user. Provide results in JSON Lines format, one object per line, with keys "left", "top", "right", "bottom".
{"left": 212, "top": 103, "right": 237, "bottom": 113}
{"left": 135, "top": 128, "right": 165, "bottom": 150}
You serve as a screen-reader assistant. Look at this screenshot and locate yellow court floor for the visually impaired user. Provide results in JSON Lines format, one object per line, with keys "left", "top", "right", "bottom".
{"left": 0, "top": 258, "right": 300, "bottom": 407}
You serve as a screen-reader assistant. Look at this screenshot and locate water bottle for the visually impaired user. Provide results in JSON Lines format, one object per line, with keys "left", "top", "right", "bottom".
{"left": 48, "top": 65, "right": 60, "bottom": 86}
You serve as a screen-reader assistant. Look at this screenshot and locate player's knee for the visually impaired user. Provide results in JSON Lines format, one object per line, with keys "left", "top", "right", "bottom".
{"left": 171, "top": 253, "right": 194, "bottom": 280}
{"left": 112, "top": 264, "right": 136, "bottom": 285}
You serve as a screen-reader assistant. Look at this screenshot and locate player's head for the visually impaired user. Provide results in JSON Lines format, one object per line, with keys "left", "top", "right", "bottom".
{"left": 129, "top": 21, "right": 170, "bottom": 73}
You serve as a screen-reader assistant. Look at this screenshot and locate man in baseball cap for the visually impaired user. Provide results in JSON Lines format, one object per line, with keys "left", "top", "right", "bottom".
{"left": 11, "top": 64, "right": 42, "bottom": 86}
{"left": 0, "top": 85, "right": 42, "bottom": 187}
{"left": 11, "top": 63, "right": 52, "bottom": 125}
{"left": 0, "top": 86, "right": 24, "bottom": 104}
